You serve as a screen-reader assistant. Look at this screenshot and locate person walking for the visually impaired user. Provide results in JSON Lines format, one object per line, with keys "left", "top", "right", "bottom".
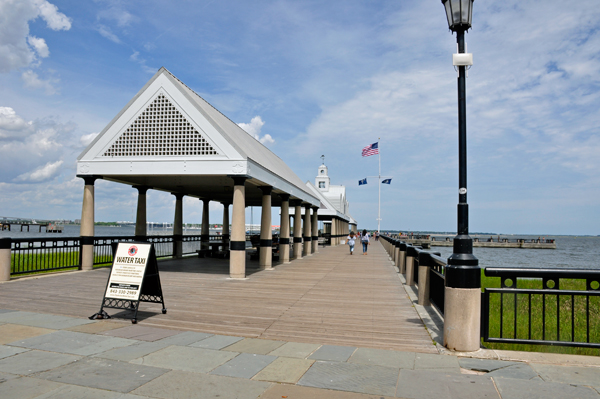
{"left": 347, "top": 232, "right": 356, "bottom": 255}
{"left": 361, "top": 229, "right": 370, "bottom": 255}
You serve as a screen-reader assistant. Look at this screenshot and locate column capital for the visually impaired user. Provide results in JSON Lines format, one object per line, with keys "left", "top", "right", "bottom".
{"left": 221, "top": 201, "right": 231, "bottom": 207}
{"left": 279, "top": 193, "right": 290, "bottom": 201}
{"left": 200, "top": 198, "right": 211, "bottom": 204}
{"left": 258, "top": 186, "right": 273, "bottom": 195}
{"left": 133, "top": 185, "right": 151, "bottom": 194}
{"left": 229, "top": 176, "right": 248, "bottom": 186}
{"left": 78, "top": 175, "right": 101, "bottom": 185}
{"left": 303, "top": 203, "right": 312, "bottom": 209}
{"left": 311, "top": 205, "right": 320, "bottom": 211}
{"left": 171, "top": 192, "right": 185, "bottom": 200}
{"left": 290, "top": 199, "right": 302, "bottom": 207}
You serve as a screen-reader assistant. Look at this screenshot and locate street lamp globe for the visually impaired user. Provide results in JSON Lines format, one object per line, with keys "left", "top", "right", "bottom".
{"left": 442, "top": 0, "right": 474, "bottom": 31}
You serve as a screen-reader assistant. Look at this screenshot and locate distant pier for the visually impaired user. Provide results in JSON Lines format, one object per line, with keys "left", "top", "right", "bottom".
{"left": 394, "top": 235, "right": 556, "bottom": 249}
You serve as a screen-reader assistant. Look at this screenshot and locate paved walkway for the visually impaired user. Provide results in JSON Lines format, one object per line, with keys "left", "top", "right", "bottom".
{"left": 0, "top": 243, "right": 599, "bottom": 398}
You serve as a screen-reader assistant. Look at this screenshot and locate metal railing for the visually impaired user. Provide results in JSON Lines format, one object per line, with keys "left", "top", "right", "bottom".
{"left": 481, "top": 268, "right": 600, "bottom": 348}
{"left": 11, "top": 237, "right": 81, "bottom": 275}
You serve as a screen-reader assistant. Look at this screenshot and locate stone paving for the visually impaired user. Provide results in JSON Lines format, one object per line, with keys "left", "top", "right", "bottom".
{"left": 1, "top": 309, "right": 600, "bottom": 398}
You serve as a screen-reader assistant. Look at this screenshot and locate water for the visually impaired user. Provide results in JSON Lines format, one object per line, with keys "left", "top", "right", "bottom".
{"left": 2, "top": 227, "right": 599, "bottom": 269}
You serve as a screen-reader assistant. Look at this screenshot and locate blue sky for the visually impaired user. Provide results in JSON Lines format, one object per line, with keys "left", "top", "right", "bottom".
{"left": 1, "top": 0, "right": 599, "bottom": 235}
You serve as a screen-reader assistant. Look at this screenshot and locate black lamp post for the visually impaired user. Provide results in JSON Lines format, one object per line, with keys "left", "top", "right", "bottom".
{"left": 442, "top": 0, "right": 479, "bottom": 289}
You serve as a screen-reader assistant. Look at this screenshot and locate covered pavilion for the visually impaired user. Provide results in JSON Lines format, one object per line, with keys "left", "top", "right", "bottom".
{"left": 76, "top": 68, "right": 353, "bottom": 278}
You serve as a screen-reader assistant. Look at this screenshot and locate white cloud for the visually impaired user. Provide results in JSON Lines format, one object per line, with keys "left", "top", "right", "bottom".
{"left": 21, "top": 70, "right": 58, "bottom": 95}
{"left": 0, "top": 0, "right": 70, "bottom": 72}
{"left": 97, "top": 24, "right": 121, "bottom": 43}
{"left": 80, "top": 132, "right": 99, "bottom": 147}
{"left": 27, "top": 36, "right": 49, "bottom": 58}
{"left": 15, "top": 160, "right": 63, "bottom": 182}
{"left": 238, "top": 116, "right": 275, "bottom": 145}
{"left": 0, "top": 107, "right": 33, "bottom": 139}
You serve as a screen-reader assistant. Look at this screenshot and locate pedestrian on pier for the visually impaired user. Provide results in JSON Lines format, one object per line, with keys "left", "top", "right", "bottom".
{"left": 347, "top": 232, "right": 356, "bottom": 255}
{"left": 361, "top": 229, "right": 370, "bottom": 255}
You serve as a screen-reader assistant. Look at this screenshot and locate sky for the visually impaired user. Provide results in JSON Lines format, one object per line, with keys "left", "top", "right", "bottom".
{"left": 0, "top": 0, "right": 599, "bottom": 235}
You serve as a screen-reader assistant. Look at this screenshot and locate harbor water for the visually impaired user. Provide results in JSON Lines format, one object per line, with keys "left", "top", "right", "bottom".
{"left": 1, "top": 226, "right": 599, "bottom": 270}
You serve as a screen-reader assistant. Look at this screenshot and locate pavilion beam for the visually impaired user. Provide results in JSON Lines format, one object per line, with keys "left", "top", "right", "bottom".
{"left": 259, "top": 186, "right": 273, "bottom": 270}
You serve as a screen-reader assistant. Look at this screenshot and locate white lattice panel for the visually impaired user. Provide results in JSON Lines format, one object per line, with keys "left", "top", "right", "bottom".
{"left": 103, "top": 94, "right": 218, "bottom": 157}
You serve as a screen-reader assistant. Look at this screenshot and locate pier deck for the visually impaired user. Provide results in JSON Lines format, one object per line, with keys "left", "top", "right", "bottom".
{"left": 0, "top": 241, "right": 436, "bottom": 354}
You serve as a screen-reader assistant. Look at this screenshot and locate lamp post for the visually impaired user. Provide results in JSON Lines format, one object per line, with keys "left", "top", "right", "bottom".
{"left": 441, "top": 0, "right": 480, "bottom": 352}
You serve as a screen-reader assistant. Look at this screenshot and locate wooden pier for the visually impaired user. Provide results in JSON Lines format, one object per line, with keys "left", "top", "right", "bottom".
{"left": 0, "top": 242, "right": 436, "bottom": 353}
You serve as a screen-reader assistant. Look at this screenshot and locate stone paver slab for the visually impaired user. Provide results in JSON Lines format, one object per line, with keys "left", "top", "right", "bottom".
{"left": 93, "top": 341, "right": 172, "bottom": 362}
{"left": 531, "top": 363, "right": 600, "bottom": 387}
{"left": 458, "top": 357, "right": 520, "bottom": 372}
{"left": 102, "top": 325, "right": 180, "bottom": 341}
{"left": 0, "top": 349, "right": 81, "bottom": 375}
{"left": 267, "top": 341, "right": 321, "bottom": 358}
{"left": 253, "top": 356, "right": 314, "bottom": 383}
{"left": 9, "top": 330, "right": 137, "bottom": 356}
{"left": 486, "top": 363, "right": 539, "bottom": 380}
{"left": 188, "top": 334, "right": 244, "bottom": 349}
{"left": 396, "top": 369, "right": 499, "bottom": 399}
{"left": 131, "top": 345, "right": 238, "bottom": 373}
{"left": 0, "top": 309, "right": 15, "bottom": 314}
{"left": 36, "top": 357, "right": 168, "bottom": 393}
{"left": 0, "top": 370, "right": 19, "bottom": 384}
{"left": 131, "top": 370, "right": 271, "bottom": 399}
{"left": 298, "top": 360, "right": 399, "bottom": 397}
{"left": 0, "top": 323, "right": 55, "bottom": 344}
{"left": 349, "top": 348, "right": 416, "bottom": 369}
{"left": 32, "top": 384, "right": 154, "bottom": 399}
{"left": 414, "top": 353, "right": 460, "bottom": 372}
{"left": 260, "top": 384, "right": 397, "bottom": 399}
{"left": 154, "top": 331, "right": 214, "bottom": 346}
{"left": 494, "top": 376, "right": 600, "bottom": 399}
{"left": 0, "top": 376, "right": 64, "bottom": 399}
{"left": 222, "top": 338, "right": 285, "bottom": 355}
{"left": 66, "top": 321, "right": 128, "bottom": 334}
{"left": 211, "top": 352, "right": 276, "bottom": 378}
{"left": 0, "top": 311, "right": 92, "bottom": 330}
{"left": 0, "top": 344, "right": 29, "bottom": 359}
{"left": 308, "top": 345, "right": 357, "bottom": 362}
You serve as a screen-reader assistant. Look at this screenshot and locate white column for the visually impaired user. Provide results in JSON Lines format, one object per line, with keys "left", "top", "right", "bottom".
{"left": 201, "top": 198, "right": 210, "bottom": 250}
{"left": 279, "top": 194, "right": 291, "bottom": 263}
{"left": 311, "top": 206, "right": 319, "bottom": 254}
{"left": 173, "top": 193, "right": 184, "bottom": 259}
{"left": 134, "top": 186, "right": 149, "bottom": 240}
{"left": 292, "top": 200, "right": 302, "bottom": 259}
{"left": 230, "top": 177, "right": 247, "bottom": 279}
{"left": 80, "top": 176, "right": 98, "bottom": 271}
{"left": 303, "top": 204, "right": 311, "bottom": 256}
{"left": 259, "top": 186, "right": 273, "bottom": 270}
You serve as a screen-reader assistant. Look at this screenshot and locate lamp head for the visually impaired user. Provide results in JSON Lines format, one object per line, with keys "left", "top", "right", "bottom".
{"left": 442, "top": 0, "right": 474, "bottom": 32}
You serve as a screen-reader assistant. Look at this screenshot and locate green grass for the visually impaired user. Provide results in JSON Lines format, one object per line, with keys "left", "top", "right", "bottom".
{"left": 481, "top": 272, "right": 600, "bottom": 356}
{"left": 10, "top": 251, "right": 112, "bottom": 276}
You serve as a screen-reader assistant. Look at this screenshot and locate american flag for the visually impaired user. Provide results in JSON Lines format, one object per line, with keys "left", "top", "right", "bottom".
{"left": 362, "top": 142, "right": 379, "bottom": 157}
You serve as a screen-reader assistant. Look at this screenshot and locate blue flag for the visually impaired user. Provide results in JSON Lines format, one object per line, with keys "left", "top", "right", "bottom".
{"left": 358, "top": 178, "right": 367, "bottom": 186}
{"left": 382, "top": 178, "right": 392, "bottom": 184}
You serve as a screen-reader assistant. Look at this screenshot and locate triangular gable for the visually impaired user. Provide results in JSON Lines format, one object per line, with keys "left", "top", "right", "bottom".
{"left": 78, "top": 69, "right": 240, "bottom": 162}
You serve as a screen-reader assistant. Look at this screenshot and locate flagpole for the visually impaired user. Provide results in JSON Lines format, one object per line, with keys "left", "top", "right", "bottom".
{"left": 378, "top": 137, "right": 381, "bottom": 233}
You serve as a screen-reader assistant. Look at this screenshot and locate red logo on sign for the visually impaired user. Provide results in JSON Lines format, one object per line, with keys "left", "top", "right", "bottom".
{"left": 128, "top": 246, "right": 138, "bottom": 256}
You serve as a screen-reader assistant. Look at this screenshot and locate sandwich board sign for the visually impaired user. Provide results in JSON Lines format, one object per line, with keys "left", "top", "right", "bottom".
{"left": 90, "top": 242, "right": 166, "bottom": 324}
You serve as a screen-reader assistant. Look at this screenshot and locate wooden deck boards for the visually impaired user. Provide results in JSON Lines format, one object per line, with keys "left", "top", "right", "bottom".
{"left": 0, "top": 242, "right": 437, "bottom": 353}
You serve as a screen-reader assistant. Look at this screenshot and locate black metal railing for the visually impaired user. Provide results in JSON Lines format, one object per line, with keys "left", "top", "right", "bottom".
{"left": 419, "top": 251, "right": 446, "bottom": 314}
{"left": 481, "top": 268, "right": 600, "bottom": 348}
{"left": 11, "top": 237, "right": 81, "bottom": 275}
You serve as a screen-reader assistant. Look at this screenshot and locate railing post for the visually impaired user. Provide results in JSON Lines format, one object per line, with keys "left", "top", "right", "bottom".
{"left": 0, "top": 238, "right": 11, "bottom": 281}
{"left": 394, "top": 240, "right": 400, "bottom": 269}
{"left": 417, "top": 252, "right": 440, "bottom": 306}
{"left": 405, "top": 245, "right": 418, "bottom": 286}
{"left": 398, "top": 242, "right": 407, "bottom": 274}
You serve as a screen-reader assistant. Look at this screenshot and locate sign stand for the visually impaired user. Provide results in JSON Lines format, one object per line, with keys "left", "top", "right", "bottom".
{"left": 89, "top": 242, "right": 167, "bottom": 324}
